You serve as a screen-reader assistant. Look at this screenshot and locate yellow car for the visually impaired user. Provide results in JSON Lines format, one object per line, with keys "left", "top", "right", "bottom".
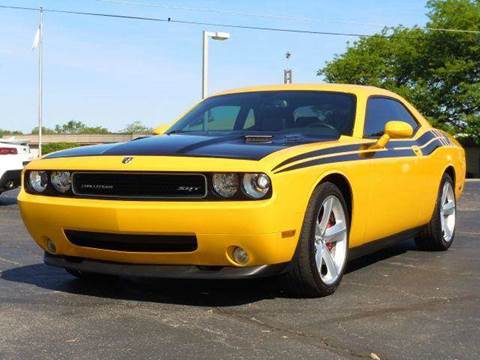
{"left": 18, "top": 84, "right": 466, "bottom": 297}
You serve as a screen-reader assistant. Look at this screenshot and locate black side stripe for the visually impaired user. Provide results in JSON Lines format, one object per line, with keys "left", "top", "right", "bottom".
{"left": 271, "top": 144, "right": 364, "bottom": 171}
{"left": 273, "top": 130, "right": 448, "bottom": 174}
{"left": 272, "top": 130, "right": 437, "bottom": 172}
{"left": 386, "top": 130, "right": 436, "bottom": 148}
{"left": 421, "top": 138, "right": 444, "bottom": 155}
{"left": 275, "top": 148, "right": 416, "bottom": 174}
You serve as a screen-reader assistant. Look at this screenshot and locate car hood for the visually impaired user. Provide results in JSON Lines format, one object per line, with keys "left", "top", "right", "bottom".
{"left": 44, "top": 134, "right": 335, "bottom": 161}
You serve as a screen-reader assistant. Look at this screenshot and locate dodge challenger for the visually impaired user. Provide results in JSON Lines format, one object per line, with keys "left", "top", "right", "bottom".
{"left": 18, "top": 84, "right": 466, "bottom": 297}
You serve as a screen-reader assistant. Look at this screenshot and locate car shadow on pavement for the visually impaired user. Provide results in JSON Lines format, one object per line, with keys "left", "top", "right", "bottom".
{"left": 1, "top": 240, "right": 416, "bottom": 306}
{"left": 0, "top": 189, "right": 19, "bottom": 206}
{"left": 0, "top": 195, "right": 17, "bottom": 206}
{"left": 1, "top": 263, "right": 285, "bottom": 306}
{"left": 346, "top": 239, "right": 417, "bottom": 274}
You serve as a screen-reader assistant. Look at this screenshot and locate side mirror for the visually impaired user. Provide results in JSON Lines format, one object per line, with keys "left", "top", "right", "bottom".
{"left": 373, "top": 121, "right": 413, "bottom": 148}
{"left": 152, "top": 124, "right": 170, "bottom": 135}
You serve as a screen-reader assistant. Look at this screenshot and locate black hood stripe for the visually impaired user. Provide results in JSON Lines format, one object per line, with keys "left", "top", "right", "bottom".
{"left": 44, "top": 134, "right": 334, "bottom": 161}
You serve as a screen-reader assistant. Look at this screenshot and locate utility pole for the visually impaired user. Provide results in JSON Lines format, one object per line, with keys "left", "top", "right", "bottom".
{"left": 284, "top": 51, "right": 292, "bottom": 84}
{"left": 34, "top": 7, "right": 44, "bottom": 157}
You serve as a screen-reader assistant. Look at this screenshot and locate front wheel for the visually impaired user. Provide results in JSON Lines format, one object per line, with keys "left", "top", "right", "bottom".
{"left": 284, "top": 182, "right": 349, "bottom": 297}
{"left": 416, "top": 173, "right": 456, "bottom": 251}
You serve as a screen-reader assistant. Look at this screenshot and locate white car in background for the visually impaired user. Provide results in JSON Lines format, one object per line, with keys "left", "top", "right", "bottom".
{"left": 0, "top": 140, "right": 34, "bottom": 195}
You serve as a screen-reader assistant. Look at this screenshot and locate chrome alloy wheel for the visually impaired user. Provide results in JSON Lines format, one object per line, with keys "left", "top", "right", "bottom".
{"left": 440, "top": 181, "right": 456, "bottom": 242}
{"left": 314, "top": 195, "right": 348, "bottom": 285}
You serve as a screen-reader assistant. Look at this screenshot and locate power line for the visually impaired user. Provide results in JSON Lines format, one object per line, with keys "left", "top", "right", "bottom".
{"left": 0, "top": 4, "right": 478, "bottom": 36}
{"left": 0, "top": 4, "right": 375, "bottom": 38}
{"left": 96, "top": 0, "right": 480, "bottom": 35}
{"left": 95, "top": 0, "right": 389, "bottom": 29}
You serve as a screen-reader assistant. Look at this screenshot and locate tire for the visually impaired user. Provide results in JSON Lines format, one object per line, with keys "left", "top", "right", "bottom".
{"left": 284, "top": 182, "right": 350, "bottom": 297}
{"left": 415, "top": 173, "right": 456, "bottom": 251}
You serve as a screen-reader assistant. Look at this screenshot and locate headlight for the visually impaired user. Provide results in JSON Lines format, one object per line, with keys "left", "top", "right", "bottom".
{"left": 212, "top": 173, "right": 239, "bottom": 198}
{"left": 242, "top": 173, "right": 271, "bottom": 199}
{"left": 28, "top": 171, "right": 48, "bottom": 193}
{"left": 50, "top": 171, "right": 72, "bottom": 193}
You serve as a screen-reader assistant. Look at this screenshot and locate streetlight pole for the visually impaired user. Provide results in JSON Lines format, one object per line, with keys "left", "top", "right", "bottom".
{"left": 202, "top": 31, "right": 230, "bottom": 99}
{"left": 37, "top": 7, "right": 44, "bottom": 157}
{"left": 202, "top": 31, "right": 208, "bottom": 100}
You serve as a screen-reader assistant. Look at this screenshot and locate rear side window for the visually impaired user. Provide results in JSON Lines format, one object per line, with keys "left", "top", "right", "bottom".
{"left": 364, "top": 98, "right": 419, "bottom": 138}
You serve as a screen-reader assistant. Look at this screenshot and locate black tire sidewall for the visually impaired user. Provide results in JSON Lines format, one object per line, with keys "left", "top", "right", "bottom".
{"left": 306, "top": 183, "right": 350, "bottom": 291}
{"left": 434, "top": 174, "right": 456, "bottom": 249}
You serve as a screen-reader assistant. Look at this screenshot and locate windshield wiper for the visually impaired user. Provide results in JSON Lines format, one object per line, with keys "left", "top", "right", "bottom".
{"left": 166, "top": 130, "right": 193, "bottom": 135}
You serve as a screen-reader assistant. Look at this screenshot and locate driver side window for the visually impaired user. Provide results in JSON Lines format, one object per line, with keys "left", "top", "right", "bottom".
{"left": 364, "top": 98, "right": 419, "bottom": 138}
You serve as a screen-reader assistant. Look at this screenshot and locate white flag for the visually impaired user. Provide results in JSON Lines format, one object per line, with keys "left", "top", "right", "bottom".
{"left": 32, "top": 26, "right": 40, "bottom": 50}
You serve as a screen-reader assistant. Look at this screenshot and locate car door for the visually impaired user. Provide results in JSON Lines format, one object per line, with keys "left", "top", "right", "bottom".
{"left": 362, "top": 97, "right": 424, "bottom": 242}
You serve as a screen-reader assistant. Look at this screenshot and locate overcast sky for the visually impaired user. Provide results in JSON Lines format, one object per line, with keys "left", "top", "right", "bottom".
{"left": 0, "top": 0, "right": 428, "bottom": 133}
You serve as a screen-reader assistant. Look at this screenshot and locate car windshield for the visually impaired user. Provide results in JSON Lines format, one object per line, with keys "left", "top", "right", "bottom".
{"left": 168, "top": 91, "right": 357, "bottom": 138}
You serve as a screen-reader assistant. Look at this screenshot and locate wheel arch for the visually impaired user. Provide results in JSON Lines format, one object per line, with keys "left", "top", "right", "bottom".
{"left": 444, "top": 165, "right": 456, "bottom": 187}
{"left": 315, "top": 171, "right": 353, "bottom": 221}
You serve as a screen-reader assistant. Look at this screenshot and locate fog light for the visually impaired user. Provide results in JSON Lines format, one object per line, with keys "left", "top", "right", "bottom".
{"left": 232, "top": 246, "right": 249, "bottom": 265}
{"left": 46, "top": 239, "right": 57, "bottom": 254}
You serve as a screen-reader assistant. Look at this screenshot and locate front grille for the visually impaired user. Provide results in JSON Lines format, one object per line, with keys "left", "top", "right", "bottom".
{"left": 65, "top": 230, "right": 197, "bottom": 252}
{"left": 72, "top": 172, "right": 207, "bottom": 199}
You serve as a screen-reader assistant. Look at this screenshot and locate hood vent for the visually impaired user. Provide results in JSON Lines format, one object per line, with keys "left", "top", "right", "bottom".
{"left": 244, "top": 135, "right": 273, "bottom": 144}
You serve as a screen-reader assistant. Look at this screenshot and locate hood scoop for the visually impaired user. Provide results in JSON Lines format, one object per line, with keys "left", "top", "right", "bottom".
{"left": 244, "top": 135, "right": 273, "bottom": 144}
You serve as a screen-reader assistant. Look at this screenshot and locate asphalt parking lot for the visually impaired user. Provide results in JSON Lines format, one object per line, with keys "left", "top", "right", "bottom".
{"left": 0, "top": 183, "right": 479, "bottom": 360}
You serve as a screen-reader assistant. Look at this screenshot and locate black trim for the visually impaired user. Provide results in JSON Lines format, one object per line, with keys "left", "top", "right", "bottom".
{"left": 64, "top": 230, "right": 198, "bottom": 252}
{"left": 348, "top": 227, "right": 423, "bottom": 260}
{"left": 72, "top": 172, "right": 208, "bottom": 200}
{"left": 44, "top": 252, "right": 289, "bottom": 279}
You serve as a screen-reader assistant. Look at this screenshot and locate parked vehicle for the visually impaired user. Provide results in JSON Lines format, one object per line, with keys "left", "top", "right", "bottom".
{"left": 18, "top": 84, "right": 466, "bottom": 297}
{"left": 0, "top": 140, "right": 33, "bottom": 195}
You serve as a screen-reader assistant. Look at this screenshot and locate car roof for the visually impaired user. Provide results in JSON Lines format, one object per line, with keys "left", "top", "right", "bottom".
{"left": 211, "top": 83, "right": 399, "bottom": 98}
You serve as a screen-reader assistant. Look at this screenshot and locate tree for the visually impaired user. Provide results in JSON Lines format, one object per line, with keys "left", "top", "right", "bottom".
{"left": 31, "top": 126, "right": 56, "bottom": 135}
{"left": 54, "top": 120, "right": 109, "bottom": 134}
{"left": 319, "top": 0, "right": 480, "bottom": 142}
{"left": 120, "top": 121, "right": 153, "bottom": 134}
{"left": 0, "top": 129, "right": 23, "bottom": 137}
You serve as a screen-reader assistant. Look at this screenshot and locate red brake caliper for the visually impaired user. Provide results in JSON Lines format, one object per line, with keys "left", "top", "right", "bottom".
{"left": 326, "top": 214, "right": 335, "bottom": 251}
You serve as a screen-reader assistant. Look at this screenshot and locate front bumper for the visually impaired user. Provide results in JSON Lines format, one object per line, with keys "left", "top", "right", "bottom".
{"left": 0, "top": 169, "right": 21, "bottom": 191}
{"left": 45, "top": 253, "right": 289, "bottom": 279}
{"left": 18, "top": 191, "right": 302, "bottom": 267}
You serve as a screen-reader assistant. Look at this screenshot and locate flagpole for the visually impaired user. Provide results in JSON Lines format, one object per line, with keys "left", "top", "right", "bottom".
{"left": 37, "top": 7, "right": 44, "bottom": 157}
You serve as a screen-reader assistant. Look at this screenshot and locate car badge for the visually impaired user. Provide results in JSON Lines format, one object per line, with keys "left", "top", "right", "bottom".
{"left": 122, "top": 157, "right": 134, "bottom": 164}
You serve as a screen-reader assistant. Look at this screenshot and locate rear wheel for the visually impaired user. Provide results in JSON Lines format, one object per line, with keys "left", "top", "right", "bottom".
{"left": 285, "top": 182, "right": 349, "bottom": 297}
{"left": 416, "top": 173, "right": 456, "bottom": 251}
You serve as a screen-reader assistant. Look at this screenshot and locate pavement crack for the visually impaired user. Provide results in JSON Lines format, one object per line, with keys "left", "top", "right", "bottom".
{"left": 212, "top": 307, "right": 371, "bottom": 359}
{"left": 321, "top": 294, "right": 479, "bottom": 323}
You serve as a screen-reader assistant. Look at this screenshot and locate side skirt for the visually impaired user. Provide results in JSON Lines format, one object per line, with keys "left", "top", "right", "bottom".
{"left": 348, "top": 227, "right": 424, "bottom": 261}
